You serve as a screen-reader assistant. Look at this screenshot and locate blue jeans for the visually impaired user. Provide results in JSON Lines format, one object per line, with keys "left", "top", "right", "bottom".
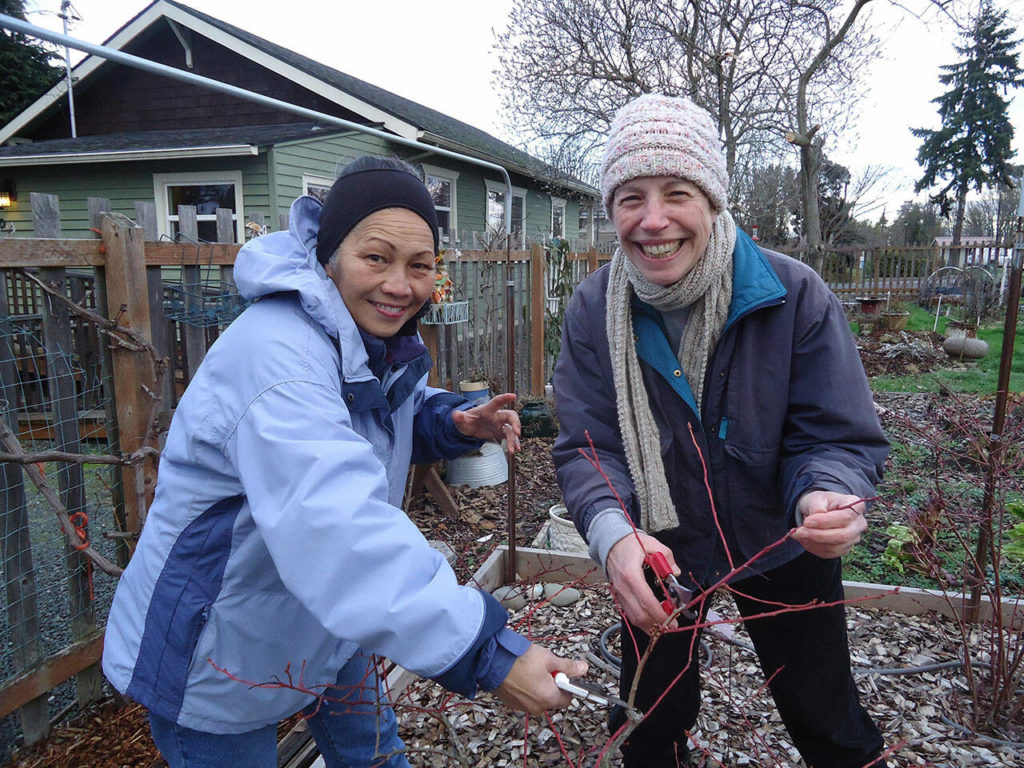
{"left": 149, "top": 651, "right": 412, "bottom": 768}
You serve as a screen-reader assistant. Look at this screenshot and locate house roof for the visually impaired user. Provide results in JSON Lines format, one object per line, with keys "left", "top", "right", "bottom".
{"left": 0, "top": 0, "right": 596, "bottom": 198}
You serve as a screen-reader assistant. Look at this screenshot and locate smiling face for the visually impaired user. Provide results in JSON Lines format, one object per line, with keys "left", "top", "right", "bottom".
{"left": 611, "top": 176, "right": 717, "bottom": 286}
{"left": 325, "top": 208, "right": 436, "bottom": 338}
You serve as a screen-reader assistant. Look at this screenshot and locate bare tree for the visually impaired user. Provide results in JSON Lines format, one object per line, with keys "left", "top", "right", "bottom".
{"left": 784, "top": 0, "right": 881, "bottom": 272}
{"left": 494, "top": 0, "right": 877, "bottom": 210}
{"left": 963, "top": 171, "right": 1022, "bottom": 243}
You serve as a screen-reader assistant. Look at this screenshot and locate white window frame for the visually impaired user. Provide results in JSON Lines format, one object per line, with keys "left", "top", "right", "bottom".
{"left": 303, "top": 173, "right": 335, "bottom": 202}
{"left": 422, "top": 164, "right": 459, "bottom": 245}
{"left": 485, "top": 179, "right": 527, "bottom": 246}
{"left": 153, "top": 170, "right": 245, "bottom": 242}
{"left": 551, "top": 196, "right": 566, "bottom": 240}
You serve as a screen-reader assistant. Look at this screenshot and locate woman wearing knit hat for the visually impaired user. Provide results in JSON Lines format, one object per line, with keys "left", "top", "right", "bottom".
{"left": 552, "top": 94, "right": 889, "bottom": 767}
{"left": 103, "top": 155, "right": 586, "bottom": 768}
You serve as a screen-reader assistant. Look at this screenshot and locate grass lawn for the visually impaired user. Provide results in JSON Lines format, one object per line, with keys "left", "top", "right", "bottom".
{"left": 868, "top": 302, "right": 1024, "bottom": 394}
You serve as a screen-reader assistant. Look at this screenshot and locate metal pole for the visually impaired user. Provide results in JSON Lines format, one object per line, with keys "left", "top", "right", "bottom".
{"left": 59, "top": 1, "right": 77, "bottom": 138}
{"left": 966, "top": 177, "right": 1023, "bottom": 622}
{"left": 0, "top": 14, "right": 513, "bottom": 234}
{"left": 505, "top": 235, "right": 517, "bottom": 584}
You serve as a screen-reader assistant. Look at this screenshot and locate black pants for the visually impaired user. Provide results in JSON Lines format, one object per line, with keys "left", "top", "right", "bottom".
{"left": 610, "top": 553, "right": 886, "bottom": 768}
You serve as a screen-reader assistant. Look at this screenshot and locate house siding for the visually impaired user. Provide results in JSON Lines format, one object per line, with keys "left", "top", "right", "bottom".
{"left": 269, "top": 133, "right": 390, "bottom": 219}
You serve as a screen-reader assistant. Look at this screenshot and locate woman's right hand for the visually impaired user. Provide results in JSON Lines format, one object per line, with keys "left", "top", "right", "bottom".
{"left": 494, "top": 645, "right": 588, "bottom": 715}
{"left": 606, "top": 532, "right": 680, "bottom": 633}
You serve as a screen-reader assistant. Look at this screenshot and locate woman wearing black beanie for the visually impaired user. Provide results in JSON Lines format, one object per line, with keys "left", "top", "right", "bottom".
{"left": 103, "top": 155, "right": 586, "bottom": 768}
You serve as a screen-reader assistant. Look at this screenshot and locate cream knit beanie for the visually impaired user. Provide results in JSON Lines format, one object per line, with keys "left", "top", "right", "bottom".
{"left": 600, "top": 93, "right": 728, "bottom": 215}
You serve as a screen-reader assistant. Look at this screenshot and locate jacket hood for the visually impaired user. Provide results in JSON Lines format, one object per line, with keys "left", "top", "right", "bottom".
{"left": 234, "top": 196, "right": 352, "bottom": 341}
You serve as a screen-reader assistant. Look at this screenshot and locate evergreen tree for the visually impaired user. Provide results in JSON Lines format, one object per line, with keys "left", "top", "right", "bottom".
{"left": 0, "top": 0, "right": 62, "bottom": 127}
{"left": 818, "top": 157, "right": 855, "bottom": 246}
{"left": 912, "top": 0, "right": 1022, "bottom": 249}
{"left": 889, "top": 202, "right": 945, "bottom": 247}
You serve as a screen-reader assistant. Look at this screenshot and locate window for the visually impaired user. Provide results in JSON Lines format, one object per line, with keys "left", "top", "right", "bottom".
{"left": 422, "top": 165, "right": 458, "bottom": 244}
{"left": 551, "top": 197, "right": 566, "bottom": 239}
{"left": 485, "top": 180, "right": 526, "bottom": 246}
{"left": 303, "top": 174, "right": 335, "bottom": 203}
{"left": 154, "top": 171, "right": 244, "bottom": 242}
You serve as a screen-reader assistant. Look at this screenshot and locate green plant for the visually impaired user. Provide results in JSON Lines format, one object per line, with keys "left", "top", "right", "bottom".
{"left": 882, "top": 523, "right": 915, "bottom": 575}
{"left": 1007, "top": 500, "right": 1024, "bottom": 562}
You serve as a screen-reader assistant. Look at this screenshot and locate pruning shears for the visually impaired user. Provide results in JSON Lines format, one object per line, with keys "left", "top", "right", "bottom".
{"left": 552, "top": 672, "right": 640, "bottom": 716}
{"left": 644, "top": 551, "right": 697, "bottom": 620}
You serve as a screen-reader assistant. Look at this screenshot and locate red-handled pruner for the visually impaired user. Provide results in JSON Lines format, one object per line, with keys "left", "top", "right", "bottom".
{"left": 644, "top": 551, "right": 696, "bottom": 619}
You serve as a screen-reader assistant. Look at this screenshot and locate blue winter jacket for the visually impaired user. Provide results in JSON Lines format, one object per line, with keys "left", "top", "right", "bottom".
{"left": 552, "top": 232, "right": 889, "bottom": 589}
{"left": 102, "top": 196, "right": 522, "bottom": 734}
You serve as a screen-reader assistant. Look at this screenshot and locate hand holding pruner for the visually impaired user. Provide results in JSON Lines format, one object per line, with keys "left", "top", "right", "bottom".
{"left": 552, "top": 672, "right": 641, "bottom": 718}
{"left": 644, "top": 551, "right": 697, "bottom": 620}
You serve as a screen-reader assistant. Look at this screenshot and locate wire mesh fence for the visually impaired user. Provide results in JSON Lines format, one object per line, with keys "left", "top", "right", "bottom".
{"left": 1, "top": 306, "right": 122, "bottom": 758}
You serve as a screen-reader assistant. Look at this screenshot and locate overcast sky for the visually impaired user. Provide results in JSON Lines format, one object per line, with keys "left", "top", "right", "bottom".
{"left": 18, "top": 0, "right": 1024, "bottom": 222}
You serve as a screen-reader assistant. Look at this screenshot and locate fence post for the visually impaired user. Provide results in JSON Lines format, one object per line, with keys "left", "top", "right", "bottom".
{"left": 177, "top": 205, "right": 207, "bottom": 384}
{"left": 135, "top": 201, "right": 174, "bottom": 414}
{"left": 588, "top": 247, "right": 599, "bottom": 274}
{"left": 216, "top": 208, "right": 236, "bottom": 288}
{"left": 34, "top": 196, "right": 105, "bottom": 712}
{"left": 530, "top": 243, "right": 545, "bottom": 397}
{"left": 0, "top": 270, "right": 49, "bottom": 745}
{"left": 90, "top": 199, "right": 131, "bottom": 570}
{"left": 421, "top": 324, "right": 440, "bottom": 388}
{"left": 101, "top": 214, "right": 159, "bottom": 543}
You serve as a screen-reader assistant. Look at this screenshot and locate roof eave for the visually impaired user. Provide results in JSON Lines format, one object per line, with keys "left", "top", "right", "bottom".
{"left": 419, "top": 132, "right": 598, "bottom": 199}
{"left": 0, "top": 143, "right": 259, "bottom": 167}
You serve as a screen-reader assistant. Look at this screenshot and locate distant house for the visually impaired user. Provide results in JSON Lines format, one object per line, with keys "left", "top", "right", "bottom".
{"left": 0, "top": 0, "right": 597, "bottom": 246}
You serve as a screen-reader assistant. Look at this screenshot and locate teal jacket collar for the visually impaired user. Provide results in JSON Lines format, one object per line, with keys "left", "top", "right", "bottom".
{"left": 631, "top": 229, "right": 788, "bottom": 413}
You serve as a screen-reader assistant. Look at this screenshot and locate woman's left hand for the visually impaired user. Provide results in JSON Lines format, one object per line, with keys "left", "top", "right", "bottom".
{"left": 792, "top": 490, "right": 869, "bottom": 559}
{"left": 451, "top": 392, "right": 522, "bottom": 453}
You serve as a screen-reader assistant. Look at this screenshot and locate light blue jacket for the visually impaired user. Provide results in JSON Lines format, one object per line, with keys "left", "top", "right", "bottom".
{"left": 102, "top": 196, "right": 519, "bottom": 733}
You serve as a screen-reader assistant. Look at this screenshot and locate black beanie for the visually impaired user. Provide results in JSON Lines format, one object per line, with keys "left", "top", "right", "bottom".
{"left": 316, "top": 159, "right": 440, "bottom": 265}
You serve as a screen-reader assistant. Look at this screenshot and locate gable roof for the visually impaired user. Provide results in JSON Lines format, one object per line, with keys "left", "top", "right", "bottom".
{"left": 0, "top": 0, "right": 596, "bottom": 197}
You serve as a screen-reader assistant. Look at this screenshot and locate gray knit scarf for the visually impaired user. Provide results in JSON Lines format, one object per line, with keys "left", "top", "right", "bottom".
{"left": 606, "top": 210, "right": 737, "bottom": 532}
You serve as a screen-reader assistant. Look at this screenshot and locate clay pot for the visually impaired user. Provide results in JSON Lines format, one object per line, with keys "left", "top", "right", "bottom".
{"left": 520, "top": 400, "right": 557, "bottom": 438}
{"left": 855, "top": 297, "right": 885, "bottom": 316}
{"left": 546, "top": 503, "right": 588, "bottom": 553}
{"left": 458, "top": 380, "right": 490, "bottom": 404}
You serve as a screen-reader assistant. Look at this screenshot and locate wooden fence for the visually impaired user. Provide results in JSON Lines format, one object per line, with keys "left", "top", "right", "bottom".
{"left": 1, "top": 193, "right": 1007, "bottom": 750}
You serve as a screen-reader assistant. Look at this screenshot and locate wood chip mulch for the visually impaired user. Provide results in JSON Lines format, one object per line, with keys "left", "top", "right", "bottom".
{"left": 6, "top": 411, "right": 1024, "bottom": 767}
{"left": 394, "top": 584, "right": 1024, "bottom": 767}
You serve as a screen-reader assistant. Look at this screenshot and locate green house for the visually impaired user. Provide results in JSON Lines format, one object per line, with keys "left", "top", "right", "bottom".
{"left": 0, "top": 0, "right": 598, "bottom": 246}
